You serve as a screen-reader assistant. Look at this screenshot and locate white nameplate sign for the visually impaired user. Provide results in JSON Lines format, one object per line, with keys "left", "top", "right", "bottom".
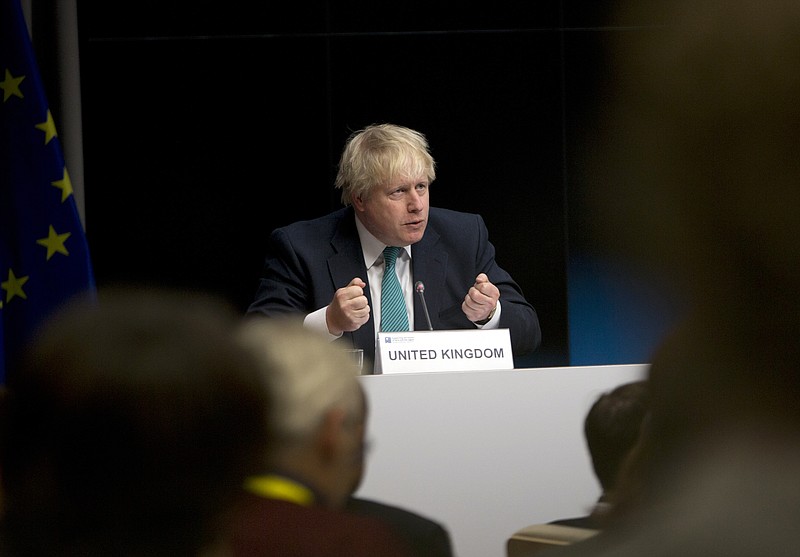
{"left": 375, "top": 328, "right": 514, "bottom": 374}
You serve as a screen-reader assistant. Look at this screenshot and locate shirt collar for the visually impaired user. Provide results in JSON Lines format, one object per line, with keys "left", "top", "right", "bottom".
{"left": 354, "top": 213, "right": 411, "bottom": 269}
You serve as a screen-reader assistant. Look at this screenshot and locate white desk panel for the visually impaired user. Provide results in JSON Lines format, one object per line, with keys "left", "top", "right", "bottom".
{"left": 357, "top": 364, "right": 648, "bottom": 557}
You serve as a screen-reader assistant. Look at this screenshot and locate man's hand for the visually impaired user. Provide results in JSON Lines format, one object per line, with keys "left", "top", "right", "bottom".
{"left": 462, "top": 273, "right": 499, "bottom": 323}
{"left": 326, "top": 278, "right": 371, "bottom": 335}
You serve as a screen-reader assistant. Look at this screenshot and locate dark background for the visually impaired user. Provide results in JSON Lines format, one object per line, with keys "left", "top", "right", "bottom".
{"left": 73, "top": 1, "right": 682, "bottom": 368}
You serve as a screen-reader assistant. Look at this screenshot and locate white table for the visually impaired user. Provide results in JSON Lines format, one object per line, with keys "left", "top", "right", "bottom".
{"left": 357, "top": 364, "right": 648, "bottom": 557}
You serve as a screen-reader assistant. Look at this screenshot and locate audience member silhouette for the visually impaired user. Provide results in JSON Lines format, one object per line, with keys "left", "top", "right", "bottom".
{"left": 538, "top": 0, "right": 800, "bottom": 555}
{"left": 549, "top": 380, "right": 648, "bottom": 530}
{"left": 344, "top": 496, "right": 454, "bottom": 557}
{"left": 224, "top": 316, "right": 414, "bottom": 557}
{"left": 0, "top": 288, "right": 270, "bottom": 557}
{"left": 345, "top": 392, "right": 455, "bottom": 557}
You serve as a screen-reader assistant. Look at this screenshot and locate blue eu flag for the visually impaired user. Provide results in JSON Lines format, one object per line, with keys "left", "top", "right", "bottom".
{"left": 1, "top": 0, "right": 96, "bottom": 382}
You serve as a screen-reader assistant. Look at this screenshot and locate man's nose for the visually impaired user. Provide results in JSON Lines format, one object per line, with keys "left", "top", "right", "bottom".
{"left": 407, "top": 190, "right": 423, "bottom": 211}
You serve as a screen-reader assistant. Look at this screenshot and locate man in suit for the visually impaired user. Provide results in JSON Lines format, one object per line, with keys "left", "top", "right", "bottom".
{"left": 226, "top": 316, "right": 448, "bottom": 557}
{"left": 343, "top": 361, "right": 454, "bottom": 557}
{"left": 549, "top": 380, "right": 649, "bottom": 530}
{"left": 247, "top": 123, "right": 541, "bottom": 372}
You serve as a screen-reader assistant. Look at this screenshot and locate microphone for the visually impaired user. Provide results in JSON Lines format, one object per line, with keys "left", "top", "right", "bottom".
{"left": 415, "top": 281, "right": 434, "bottom": 331}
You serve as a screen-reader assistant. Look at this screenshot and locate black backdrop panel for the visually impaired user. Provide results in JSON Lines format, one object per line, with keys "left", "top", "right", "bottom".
{"left": 81, "top": 37, "right": 332, "bottom": 311}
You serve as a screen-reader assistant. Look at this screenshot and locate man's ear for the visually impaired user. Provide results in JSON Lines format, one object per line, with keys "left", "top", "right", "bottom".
{"left": 316, "top": 407, "right": 348, "bottom": 462}
{"left": 352, "top": 194, "right": 365, "bottom": 212}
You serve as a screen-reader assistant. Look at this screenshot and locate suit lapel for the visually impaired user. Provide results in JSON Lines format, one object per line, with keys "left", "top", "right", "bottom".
{"left": 410, "top": 224, "right": 447, "bottom": 330}
{"left": 328, "top": 212, "right": 376, "bottom": 358}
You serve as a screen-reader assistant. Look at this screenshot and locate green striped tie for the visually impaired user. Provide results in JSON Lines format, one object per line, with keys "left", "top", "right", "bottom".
{"left": 380, "top": 246, "right": 409, "bottom": 332}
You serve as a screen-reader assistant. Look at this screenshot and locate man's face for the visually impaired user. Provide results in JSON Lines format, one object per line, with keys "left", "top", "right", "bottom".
{"left": 354, "top": 174, "right": 429, "bottom": 247}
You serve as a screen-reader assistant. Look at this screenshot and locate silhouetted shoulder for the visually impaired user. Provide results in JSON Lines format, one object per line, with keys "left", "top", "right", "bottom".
{"left": 346, "top": 497, "right": 454, "bottom": 557}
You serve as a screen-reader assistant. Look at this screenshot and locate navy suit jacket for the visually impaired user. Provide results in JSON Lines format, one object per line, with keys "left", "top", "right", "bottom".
{"left": 346, "top": 496, "right": 454, "bottom": 557}
{"left": 248, "top": 206, "right": 541, "bottom": 370}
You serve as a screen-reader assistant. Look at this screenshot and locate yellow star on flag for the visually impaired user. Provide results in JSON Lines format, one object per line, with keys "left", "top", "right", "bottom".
{"left": 2, "top": 268, "right": 29, "bottom": 304}
{"left": 0, "top": 68, "right": 25, "bottom": 102}
{"left": 35, "top": 109, "right": 57, "bottom": 144}
{"left": 51, "top": 167, "right": 74, "bottom": 202}
{"left": 36, "top": 225, "right": 72, "bottom": 260}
